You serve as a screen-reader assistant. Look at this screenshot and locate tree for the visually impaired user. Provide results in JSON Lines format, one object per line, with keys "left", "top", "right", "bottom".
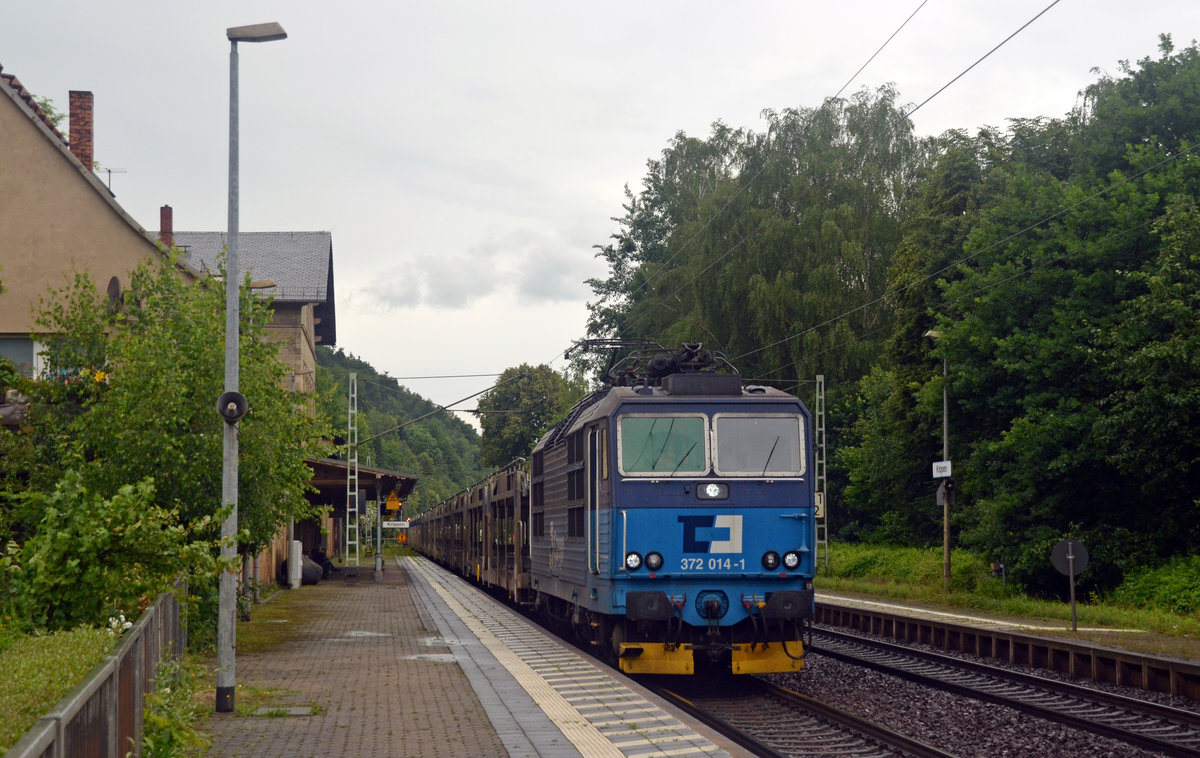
{"left": 477, "top": 364, "right": 587, "bottom": 468}
{"left": 1071, "top": 35, "right": 1200, "bottom": 178}
{"left": 585, "top": 88, "right": 936, "bottom": 548}
{"left": 1099, "top": 194, "right": 1200, "bottom": 557}
{"left": 25, "top": 255, "right": 327, "bottom": 558}
{"left": 586, "top": 87, "right": 934, "bottom": 396}
{"left": 835, "top": 136, "right": 994, "bottom": 543}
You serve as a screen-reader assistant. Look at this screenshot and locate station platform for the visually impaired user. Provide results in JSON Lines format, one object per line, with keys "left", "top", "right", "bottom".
{"left": 204, "top": 555, "right": 754, "bottom": 758}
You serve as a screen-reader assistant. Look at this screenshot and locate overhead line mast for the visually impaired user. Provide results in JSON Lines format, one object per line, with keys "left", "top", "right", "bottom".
{"left": 346, "top": 372, "right": 360, "bottom": 575}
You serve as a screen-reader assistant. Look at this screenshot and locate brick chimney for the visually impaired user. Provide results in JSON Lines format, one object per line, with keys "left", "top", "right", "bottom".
{"left": 159, "top": 205, "right": 174, "bottom": 248}
{"left": 69, "top": 90, "right": 94, "bottom": 170}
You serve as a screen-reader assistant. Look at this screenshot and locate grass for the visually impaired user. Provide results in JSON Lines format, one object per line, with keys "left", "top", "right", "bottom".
{"left": 230, "top": 684, "right": 301, "bottom": 715}
{"left": 820, "top": 542, "right": 1200, "bottom": 658}
{"left": 233, "top": 583, "right": 336, "bottom": 655}
{"left": 0, "top": 626, "right": 115, "bottom": 752}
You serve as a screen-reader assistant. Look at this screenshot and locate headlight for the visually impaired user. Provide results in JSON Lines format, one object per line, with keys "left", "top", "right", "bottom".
{"left": 783, "top": 551, "right": 802, "bottom": 570}
{"left": 762, "top": 551, "right": 780, "bottom": 570}
{"left": 645, "top": 552, "right": 664, "bottom": 571}
{"left": 625, "top": 552, "right": 643, "bottom": 571}
{"left": 697, "top": 482, "right": 729, "bottom": 500}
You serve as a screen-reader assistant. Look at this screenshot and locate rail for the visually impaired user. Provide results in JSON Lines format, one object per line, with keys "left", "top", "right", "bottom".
{"left": 816, "top": 599, "right": 1200, "bottom": 699}
{"left": 812, "top": 627, "right": 1200, "bottom": 755}
{"left": 5, "top": 590, "right": 186, "bottom": 758}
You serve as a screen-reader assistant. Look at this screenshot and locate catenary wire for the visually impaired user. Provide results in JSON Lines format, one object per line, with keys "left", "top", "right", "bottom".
{"left": 903, "top": 0, "right": 1064, "bottom": 120}
{"left": 832, "top": 0, "right": 931, "bottom": 101}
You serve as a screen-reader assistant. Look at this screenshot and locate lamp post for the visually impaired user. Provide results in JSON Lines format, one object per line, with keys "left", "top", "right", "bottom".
{"left": 925, "top": 329, "right": 952, "bottom": 592}
{"left": 217, "top": 21, "right": 287, "bottom": 715}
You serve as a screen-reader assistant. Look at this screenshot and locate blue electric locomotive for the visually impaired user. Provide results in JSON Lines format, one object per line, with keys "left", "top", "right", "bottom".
{"left": 528, "top": 343, "right": 815, "bottom": 675}
{"left": 409, "top": 343, "right": 816, "bottom": 676}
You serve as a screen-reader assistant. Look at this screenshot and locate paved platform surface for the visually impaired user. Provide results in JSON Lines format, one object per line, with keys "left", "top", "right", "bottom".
{"left": 203, "top": 556, "right": 751, "bottom": 758}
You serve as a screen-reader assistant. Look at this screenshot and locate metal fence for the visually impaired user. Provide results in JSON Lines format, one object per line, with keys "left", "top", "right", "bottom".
{"left": 5, "top": 591, "right": 186, "bottom": 758}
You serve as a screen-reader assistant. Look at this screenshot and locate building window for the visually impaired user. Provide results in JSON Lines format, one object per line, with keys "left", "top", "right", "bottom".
{"left": 0, "top": 337, "right": 44, "bottom": 378}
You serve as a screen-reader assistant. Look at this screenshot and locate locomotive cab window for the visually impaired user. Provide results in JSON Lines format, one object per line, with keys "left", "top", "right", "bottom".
{"left": 617, "top": 414, "right": 708, "bottom": 476}
{"left": 713, "top": 413, "right": 805, "bottom": 477}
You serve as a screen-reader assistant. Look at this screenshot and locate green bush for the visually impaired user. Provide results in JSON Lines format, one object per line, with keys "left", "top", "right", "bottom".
{"left": 6, "top": 470, "right": 215, "bottom": 631}
{"left": 1111, "top": 555, "right": 1200, "bottom": 615}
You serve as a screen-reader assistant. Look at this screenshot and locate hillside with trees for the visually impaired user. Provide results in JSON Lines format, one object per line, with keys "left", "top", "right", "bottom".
{"left": 583, "top": 36, "right": 1200, "bottom": 596}
{"left": 315, "top": 346, "right": 484, "bottom": 513}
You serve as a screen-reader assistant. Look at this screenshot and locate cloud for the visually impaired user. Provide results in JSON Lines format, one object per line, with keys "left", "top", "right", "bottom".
{"left": 364, "top": 226, "right": 601, "bottom": 311}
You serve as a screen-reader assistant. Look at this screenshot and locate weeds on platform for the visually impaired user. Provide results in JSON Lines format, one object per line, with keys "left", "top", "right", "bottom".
{"left": 234, "top": 585, "right": 331, "bottom": 655}
{"left": 141, "top": 656, "right": 210, "bottom": 758}
{"left": 230, "top": 684, "right": 299, "bottom": 716}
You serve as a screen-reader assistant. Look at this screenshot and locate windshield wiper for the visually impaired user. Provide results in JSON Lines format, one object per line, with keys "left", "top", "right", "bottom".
{"left": 671, "top": 442, "right": 698, "bottom": 475}
{"left": 761, "top": 435, "right": 780, "bottom": 476}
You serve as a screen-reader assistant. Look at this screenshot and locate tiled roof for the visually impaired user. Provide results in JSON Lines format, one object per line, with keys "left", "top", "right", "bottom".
{"left": 173, "top": 231, "right": 331, "bottom": 302}
{"left": 0, "top": 63, "right": 67, "bottom": 142}
{"left": 173, "top": 231, "right": 336, "bottom": 344}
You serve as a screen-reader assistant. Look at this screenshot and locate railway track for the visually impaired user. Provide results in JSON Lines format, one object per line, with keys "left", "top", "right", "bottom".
{"left": 652, "top": 678, "right": 954, "bottom": 758}
{"left": 811, "top": 627, "right": 1200, "bottom": 756}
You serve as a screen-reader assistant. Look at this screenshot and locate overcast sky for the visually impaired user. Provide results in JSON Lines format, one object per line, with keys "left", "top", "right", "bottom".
{"left": 4, "top": 1, "right": 1197, "bottom": 424}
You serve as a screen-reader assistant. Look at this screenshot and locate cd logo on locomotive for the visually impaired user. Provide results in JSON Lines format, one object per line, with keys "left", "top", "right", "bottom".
{"left": 677, "top": 515, "right": 743, "bottom": 554}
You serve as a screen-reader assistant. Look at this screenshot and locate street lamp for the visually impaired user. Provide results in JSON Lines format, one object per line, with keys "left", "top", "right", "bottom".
{"left": 925, "top": 329, "right": 952, "bottom": 592}
{"left": 217, "top": 21, "right": 286, "bottom": 715}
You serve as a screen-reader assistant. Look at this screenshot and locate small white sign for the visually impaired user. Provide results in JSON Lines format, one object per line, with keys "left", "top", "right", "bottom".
{"left": 382, "top": 520, "right": 409, "bottom": 529}
{"left": 932, "top": 460, "right": 952, "bottom": 479}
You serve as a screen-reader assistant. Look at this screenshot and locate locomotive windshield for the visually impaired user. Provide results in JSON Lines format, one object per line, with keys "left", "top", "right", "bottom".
{"left": 617, "top": 412, "right": 805, "bottom": 477}
{"left": 618, "top": 414, "right": 707, "bottom": 475}
{"left": 713, "top": 414, "right": 805, "bottom": 476}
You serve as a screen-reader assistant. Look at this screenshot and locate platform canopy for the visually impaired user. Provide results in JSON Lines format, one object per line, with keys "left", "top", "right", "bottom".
{"left": 305, "top": 457, "right": 416, "bottom": 510}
